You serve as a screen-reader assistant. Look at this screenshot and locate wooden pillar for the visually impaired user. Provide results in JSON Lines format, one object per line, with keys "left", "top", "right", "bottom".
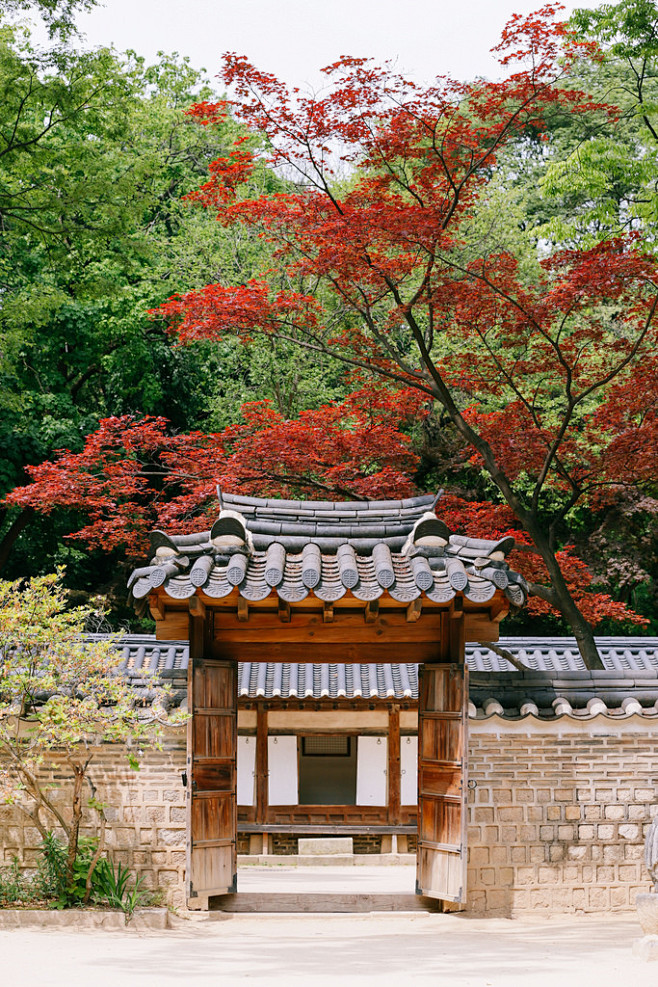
{"left": 388, "top": 705, "right": 401, "bottom": 827}
{"left": 255, "top": 705, "right": 269, "bottom": 825}
{"left": 449, "top": 603, "right": 466, "bottom": 663}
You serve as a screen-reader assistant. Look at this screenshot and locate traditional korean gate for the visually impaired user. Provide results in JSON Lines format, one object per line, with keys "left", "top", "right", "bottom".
{"left": 186, "top": 656, "right": 469, "bottom": 907}
{"left": 186, "top": 658, "right": 238, "bottom": 904}
{"left": 416, "top": 662, "right": 469, "bottom": 903}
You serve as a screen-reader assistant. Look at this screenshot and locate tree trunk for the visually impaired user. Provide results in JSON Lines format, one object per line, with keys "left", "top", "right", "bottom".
{"left": 66, "top": 763, "right": 85, "bottom": 887}
{"left": 528, "top": 524, "right": 605, "bottom": 671}
{"left": 0, "top": 507, "right": 33, "bottom": 572}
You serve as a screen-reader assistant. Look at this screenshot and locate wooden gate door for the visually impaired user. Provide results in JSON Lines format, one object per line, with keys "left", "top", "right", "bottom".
{"left": 416, "top": 662, "right": 469, "bottom": 904}
{"left": 187, "top": 658, "right": 238, "bottom": 905}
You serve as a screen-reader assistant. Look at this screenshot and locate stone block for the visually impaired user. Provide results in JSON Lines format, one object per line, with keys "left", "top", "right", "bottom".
{"left": 157, "top": 828, "right": 185, "bottom": 847}
{"left": 469, "top": 847, "right": 490, "bottom": 866}
{"left": 619, "top": 824, "right": 640, "bottom": 840}
{"left": 637, "top": 894, "right": 658, "bottom": 935}
{"left": 298, "top": 838, "right": 353, "bottom": 856}
{"left": 604, "top": 804, "right": 625, "bottom": 821}
{"left": 632, "top": 936, "right": 658, "bottom": 962}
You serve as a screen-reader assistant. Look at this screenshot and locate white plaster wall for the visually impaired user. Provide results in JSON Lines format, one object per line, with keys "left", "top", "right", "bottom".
{"left": 268, "top": 735, "right": 298, "bottom": 804}
{"left": 355, "top": 736, "right": 387, "bottom": 805}
{"left": 237, "top": 735, "right": 256, "bottom": 806}
{"left": 400, "top": 734, "right": 418, "bottom": 805}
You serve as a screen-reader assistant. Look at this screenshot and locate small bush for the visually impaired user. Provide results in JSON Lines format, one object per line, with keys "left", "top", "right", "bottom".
{"left": 40, "top": 832, "right": 104, "bottom": 908}
{"left": 0, "top": 858, "right": 46, "bottom": 907}
{"left": 93, "top": 857, "right": 153, "bottom": 920}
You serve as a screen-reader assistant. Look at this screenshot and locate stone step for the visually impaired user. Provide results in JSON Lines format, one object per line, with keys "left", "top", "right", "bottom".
{"left": 208, "top": 892, "right": 442, "bottom": 913}
{"left": 237, "top": 854, "right": 416, "bottom": 867}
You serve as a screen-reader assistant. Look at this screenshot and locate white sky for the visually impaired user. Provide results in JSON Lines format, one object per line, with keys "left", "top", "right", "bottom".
{"left": 60, "top": 0, "right": 600, "bottom": 90}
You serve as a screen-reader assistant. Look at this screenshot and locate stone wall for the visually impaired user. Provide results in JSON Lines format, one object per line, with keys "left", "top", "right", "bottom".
{"left": 1, "top": 719, "right": 656, "bottom": 914}
{"left": 466, "top": 721, "right": 658, "bottom": 916}
{"left": 0, "top": 733, "right": 188, "bottom": 910}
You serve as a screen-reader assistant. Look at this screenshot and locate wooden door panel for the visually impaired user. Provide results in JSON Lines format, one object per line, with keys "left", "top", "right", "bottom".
{"left": 416, "top": 663, "right": 468, "bottom": 904}
{"left": 193, "top": 716, "right": 235, "bottom": 759}
{"left": 187, "top": 659, "right": 237, "bottom": 903}
{"left": 420, "top": 765, "right": 463, "bottom": 799}
{"left": 419, "top": 718, "right": 463, "bottom": 763}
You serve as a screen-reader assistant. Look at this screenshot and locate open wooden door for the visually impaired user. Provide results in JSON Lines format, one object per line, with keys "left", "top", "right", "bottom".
{"left": 187, "top": 658, "right": 238, "bottom": 905}
{"left": 416, "top": 662, "right": 469, "bottom": 904}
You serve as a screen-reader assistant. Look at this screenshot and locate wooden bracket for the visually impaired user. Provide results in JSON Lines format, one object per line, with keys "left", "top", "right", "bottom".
{"left": 189, "top": 595, "right": 206, "bottom": 620}
{"left": 451, "top": 597, "right": 464, "bottom": 619}
{"left": 489, "top": 603, "right": 508, "bottom": 624}
{"left": 237, "top": 596, "right": 249, "bottom": 622}
{"left": 148, "top": 593, "right": 165, "bottom": 622}
{"left": 323, "top": 601, "right": 334, "bottom": 623}
{"left": 364, "top": 599, "right": 379, "bottom": 623}
{"left": 406, "top": 599, "right": 422, "bottom": 623}
{"left": 278, "top": 598, "right": 291, "bottom": 623}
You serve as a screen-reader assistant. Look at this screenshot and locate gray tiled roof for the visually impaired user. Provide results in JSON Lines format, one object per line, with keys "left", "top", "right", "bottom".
{"left": 111, "top": 635, "right": 658, "bottom": 718}
{"left": 128, "top": 492, "right": 526, "bottom": 608}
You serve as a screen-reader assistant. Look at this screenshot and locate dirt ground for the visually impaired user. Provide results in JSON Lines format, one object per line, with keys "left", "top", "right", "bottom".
{"left": 2, "top": 912, "right": 655, "bottom": 987}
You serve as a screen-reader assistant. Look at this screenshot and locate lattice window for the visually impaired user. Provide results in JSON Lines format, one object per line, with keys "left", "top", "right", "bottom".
{"left": 301, "top": 735, "right": 351, "bottom": 757}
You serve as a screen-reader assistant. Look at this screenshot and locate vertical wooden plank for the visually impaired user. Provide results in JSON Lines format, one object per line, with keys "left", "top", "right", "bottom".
{"left": 387, "top": 705, "right": 401, "bottom": 826}
{"left": 186, "top": 643, "right": 238, "bottom": 908}
{"left": 415, "top": 662, "right": 469, "bottom": 905}
{"left": 255, "top": 706, "right": 268, "bottom": 825}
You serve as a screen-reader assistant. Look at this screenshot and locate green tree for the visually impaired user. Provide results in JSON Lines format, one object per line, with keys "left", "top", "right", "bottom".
{"left": 0, "top": 572, "right": 167, "bottom": 890}
{"left": 0, "top": 30, "right": 281, "bottom": 585}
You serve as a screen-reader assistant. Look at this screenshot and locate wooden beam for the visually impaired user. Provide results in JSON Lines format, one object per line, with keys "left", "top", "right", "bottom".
{"left": 406, "top": 599, "right": 422, "bottom": 623}
{"left": 388, "top": 706, "right": 401, "bottom": 826}
{"left": 450, "top": 597, "right": 464, "bottom": 619}
{"left": 155, "top": 599, "right": 503, "bottom": 646}
{"left": 278, "top": 598, "right": 291, "bottom": 623}
{"left": 238, "top": 823, "right": 417, "bottom": 835}
{"left": 237, "top": 596, "right": 249, "bottom": 622}
{"left": 148, "top": 593, "right": 165, "bottom": 622}
{"left": 255, "top": 707, "right": 268, "bottom": 825}
{"left": 189, "top": 595, "right": 206, "bottom": 620}
{"left": 364, "top": 599, "right": 379, "bottom": 623}
{"left": 213, "top": 640, "right": 451, "bottom": 662}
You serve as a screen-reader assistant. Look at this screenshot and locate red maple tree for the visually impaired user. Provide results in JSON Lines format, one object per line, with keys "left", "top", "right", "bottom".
{"left": 6, "top": 390, "right": 646, "bottom": 633}
{"left": 6, "top": 387, "right": 424, "bottom": 557}
{"left": 149, "top": 6, "right": 656, "bottom": 667}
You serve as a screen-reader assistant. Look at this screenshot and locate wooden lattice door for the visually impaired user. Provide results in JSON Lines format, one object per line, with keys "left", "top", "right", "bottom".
{"left": 416, "top": 662, "right": 469, "bottom": 904}
{"left": 187, "top": 658, "right": 238, "bottom": 904}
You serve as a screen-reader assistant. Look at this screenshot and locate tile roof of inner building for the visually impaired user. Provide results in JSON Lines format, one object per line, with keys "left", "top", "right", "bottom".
{"left": 128, "top": 492, "right": 527, "bottom": 609}
{"left": 218, "top": 492, "right": 439, "bottom": 552}
{"left": 111, "top": 635, "right": 658, "bottom": 720}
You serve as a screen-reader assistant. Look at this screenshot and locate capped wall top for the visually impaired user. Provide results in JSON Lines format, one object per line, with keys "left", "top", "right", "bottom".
{"left": 110, "top": 635, "right": 658, "bottom": 720}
